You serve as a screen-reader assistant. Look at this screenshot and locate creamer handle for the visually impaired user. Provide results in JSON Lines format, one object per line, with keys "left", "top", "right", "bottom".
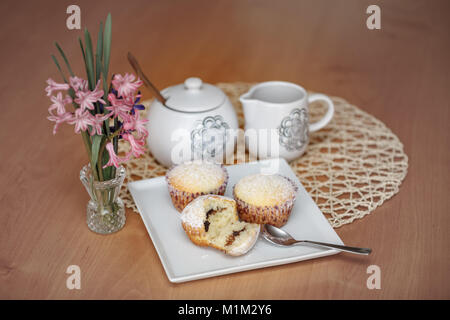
{"left": 308, "top": 94, "right": 334, "bottom": 132}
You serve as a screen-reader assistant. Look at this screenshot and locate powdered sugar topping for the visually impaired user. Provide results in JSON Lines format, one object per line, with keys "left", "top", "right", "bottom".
{"left": 234, "top": 174, "right": 296, "bottom": 206}
{"left": 167, "top": 161, "right": 226, "bottom": 193}
{"left": 180, "top": 195, "right": 210, "bottom": 228}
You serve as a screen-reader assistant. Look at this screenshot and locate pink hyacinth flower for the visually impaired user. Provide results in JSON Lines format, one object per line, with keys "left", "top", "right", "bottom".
{"left": 47, "top": 112, "right": 73, "bottom": 135}
{"left": 74, "top": 80, "right": 106, "bottom": 112}
{"left": 123, "top": 111, "right": 149, "bottom": 138}
{"left": 49, "top": 92, "right": 72, "bottom": 115}
{"left": 89, "top": 113, "right": 111, "bottom": 136}
{"left": 112, "top": 73, "right": 143, "bottom": 98}
{"left": 45, "top": 78, "right": 70, "bottom": 96}
{"left": 106, "top": 93, "right": 132, "bottom": 118}
{"left": 68, "top": 108, "right": 94, "bottom": 134}
{"left": 122, "top": 91, "right": 141, "bottom": 108}
{"left": 122, "top": 133, "right": 146, "bottom": 158}
{"left": 69, "top": 76, "right": 88, "bottom": 92}
{"left": 103, "top": 142, "right": 129, "bottom": 168}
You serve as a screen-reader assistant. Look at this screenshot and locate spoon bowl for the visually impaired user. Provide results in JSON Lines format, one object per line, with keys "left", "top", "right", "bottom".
{"left": 262, "top": 224, "right": 372, "bottom": 255}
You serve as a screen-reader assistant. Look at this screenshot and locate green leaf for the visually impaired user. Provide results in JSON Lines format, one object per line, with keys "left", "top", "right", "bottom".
{"left": 79, "top": 37, "right": 86, "bottom": 64}
{"left": 95, "top": 22, "right": 103, "bottom": 83}
{"left": 55, "top": 42, "right": 74, "bottom": 77}
{"left": 90, "top": 135, "right": 103, "bottom": 172}
{"left": 51, "top": 55, "right": 68, "bottom": 83}
{"left": 95, "top": 52, "right": 103, "bottom": 85}
{"left": 94, "top": 57, "right": 110, "bottom": 134}
{"left": 84, "top": 29, "right": 95, "bottom": 90}
{"left": 81, "top": 131, "right": 92, "bottom": 158}
{"left": 102, "top": 13, "right": 112, "bottom": 82}
{"left": 102, "top": 150, "right": 113, "bottom": 180}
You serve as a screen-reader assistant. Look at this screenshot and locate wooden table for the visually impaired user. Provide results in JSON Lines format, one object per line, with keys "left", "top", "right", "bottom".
{"left": 1, "top": 0, "right": 449, "bottom": 299}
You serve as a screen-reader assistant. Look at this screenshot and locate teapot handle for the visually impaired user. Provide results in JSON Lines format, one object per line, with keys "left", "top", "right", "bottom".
{"left": 308, "top": 94, "right": 335, "bottom": 132}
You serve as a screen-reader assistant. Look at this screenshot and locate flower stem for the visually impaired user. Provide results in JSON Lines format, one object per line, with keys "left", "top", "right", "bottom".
{"left": 96, "top": 137, "right": 104, "bottom": 181}
{"left": 81, "top": 131, "right": 99, "bottom": 181}
{"left": 98, "top": 138, "right": 108, "bottom": 172}
{"left": 97, "top": 160, "right": 104, "bottom": 181}
{"left": 96, "top": 132, "right": 117, "bottom": 181}
{"left": 112, "top": 117, "right": 119, "bottom": 177}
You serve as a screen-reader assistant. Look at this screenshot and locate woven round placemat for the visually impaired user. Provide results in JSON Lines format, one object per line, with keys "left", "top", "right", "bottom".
{"left": 119, "top": 82, "right": 408, "bottom": 228}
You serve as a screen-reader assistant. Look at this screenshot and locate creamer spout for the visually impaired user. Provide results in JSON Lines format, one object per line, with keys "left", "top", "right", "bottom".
{"left": 239, "top": 92, "right": 257, "bottom": 106}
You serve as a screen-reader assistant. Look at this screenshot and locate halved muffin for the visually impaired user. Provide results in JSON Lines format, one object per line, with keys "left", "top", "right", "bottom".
{"left": 180, "top": 195, "right": 260, "bottom": 256}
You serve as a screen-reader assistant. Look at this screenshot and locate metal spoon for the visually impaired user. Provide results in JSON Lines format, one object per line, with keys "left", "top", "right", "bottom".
{"left": 262, "top": 224, "right": 372, "bottom": 255}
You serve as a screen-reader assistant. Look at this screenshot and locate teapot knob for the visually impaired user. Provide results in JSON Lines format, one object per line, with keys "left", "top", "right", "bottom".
{"left": 184, "top": 77, "right": 203, "bottom": 90}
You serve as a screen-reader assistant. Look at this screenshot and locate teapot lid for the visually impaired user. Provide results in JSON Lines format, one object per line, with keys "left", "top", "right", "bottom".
{"left": 163, "top": 77, "right": 226, "bottom": 112}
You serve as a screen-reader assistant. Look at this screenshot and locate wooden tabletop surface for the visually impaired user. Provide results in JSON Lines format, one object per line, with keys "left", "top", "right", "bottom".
{"left": 1, "top": 0, "right": 449, "bottom": 299}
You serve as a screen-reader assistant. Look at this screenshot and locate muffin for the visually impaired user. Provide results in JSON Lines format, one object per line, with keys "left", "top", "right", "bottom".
{"left": 166, "top": 161, "right": 228, "bottom": 212}
{"left": 180, "top": 195, "right": 260, "bottom": 256}
{"left": 233, "top": 174, "right": 298, "bottom": 227}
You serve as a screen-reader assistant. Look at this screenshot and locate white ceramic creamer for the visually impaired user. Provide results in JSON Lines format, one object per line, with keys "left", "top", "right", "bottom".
{"left": 240, "top": 81, "right": 334, "bottom": 162}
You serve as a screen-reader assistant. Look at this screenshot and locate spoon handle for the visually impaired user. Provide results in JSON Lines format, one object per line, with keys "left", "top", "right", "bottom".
{"left": 127, "top": 52, "right": 167, "bottom": 105}
{"left": 297, "top": 240, "right": 372, "bottom": 255}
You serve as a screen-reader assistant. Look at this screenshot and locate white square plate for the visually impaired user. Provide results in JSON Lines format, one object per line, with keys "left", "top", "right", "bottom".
{"left": 128, "top": 158, "right": 343, "bottom": 283}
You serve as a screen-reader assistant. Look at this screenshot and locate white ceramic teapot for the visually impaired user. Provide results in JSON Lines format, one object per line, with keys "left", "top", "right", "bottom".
{"left": 146, "top": 77, "right": 238, "bottom": 167}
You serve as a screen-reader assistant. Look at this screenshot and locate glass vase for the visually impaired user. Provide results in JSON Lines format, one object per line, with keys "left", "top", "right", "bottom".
{"left": 80, "top": 164, "right": 126, "bottom": 234}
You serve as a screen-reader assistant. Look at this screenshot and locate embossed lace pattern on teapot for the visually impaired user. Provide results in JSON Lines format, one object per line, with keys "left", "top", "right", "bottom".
{"left": 191, "top": 115, "right": 230, "bottom": 160}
